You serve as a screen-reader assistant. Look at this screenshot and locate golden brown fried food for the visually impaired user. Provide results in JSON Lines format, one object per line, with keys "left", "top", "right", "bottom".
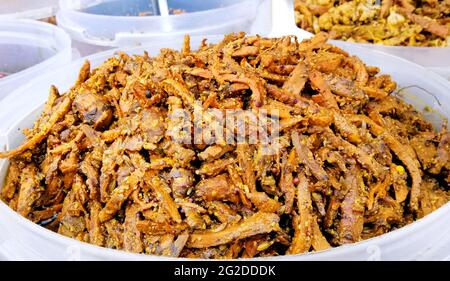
{"left": 295, "top": 0, "right": 450, "bottom": 46}
{"left": 1, "top": 33, "right": 450, "bottom": 258}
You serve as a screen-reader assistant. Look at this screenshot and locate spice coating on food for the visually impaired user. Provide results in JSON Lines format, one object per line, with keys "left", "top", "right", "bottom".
{"left": 295, "top": 0, "right": 450, "bottom": 46}
{"left": 1, "top": 33, "right": 450, "bottom": 258}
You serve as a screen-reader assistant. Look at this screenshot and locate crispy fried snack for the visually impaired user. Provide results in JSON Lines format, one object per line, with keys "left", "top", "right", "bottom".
{"left": 295, "top": 0, "right": 450, "bottom": 46}
{"left": 1, "top": 33, "right": 450, "bottom": 258}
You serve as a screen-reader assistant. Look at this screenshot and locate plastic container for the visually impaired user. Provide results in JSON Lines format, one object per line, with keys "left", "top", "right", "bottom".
{"left": 278, "top": 0, "right": 450, "bottom": 80}
{"left": 1, "top": 33, "right": 450, "bottom": 260}
{"left": 56, "top": 0, "right": 272, "bottom": 56}
{"left": 336, "top": 42, "right": 450, "bottom": 81}
{"left": 0, "top": 20, "right": 72, "bottom": 100}
{"left": 0, "top": 0, "right": 59, "bottom": 20}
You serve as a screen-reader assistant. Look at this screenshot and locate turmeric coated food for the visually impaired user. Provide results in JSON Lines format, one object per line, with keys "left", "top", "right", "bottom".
{"left": 1, "top": 33, "right": 450, "bottom": 258}
{"left": 295, "top": 0, "right": 450, "bottom": 46}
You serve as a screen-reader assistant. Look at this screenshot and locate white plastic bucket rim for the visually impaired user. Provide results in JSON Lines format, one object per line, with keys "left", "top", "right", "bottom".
{"left": 59, "top": 0, "right": 256, "bottom": 20}
{"left": 1, "top": 35, "right": 450, "bottom": 261}
{"left": 56, "top": 0, "right": 265, "bottom": 47}
{"left": 56, "top": 11, "right": 255, "bottom": 47}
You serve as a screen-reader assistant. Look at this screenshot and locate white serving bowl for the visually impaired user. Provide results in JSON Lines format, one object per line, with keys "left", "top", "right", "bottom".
{"left": 1, "top": 35, "right": 450, "bottom": 261}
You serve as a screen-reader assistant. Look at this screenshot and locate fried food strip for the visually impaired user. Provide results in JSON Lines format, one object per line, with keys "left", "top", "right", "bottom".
{"left": 1, "top": 161, "right": 21, "bottom": 201}
{"left": 226, "top": 164, "right": 252, "bottom": 208}
{"left": 170, "top": 232, "right": 190, "bottom": 257}
{"left": 323, "top": 128, "right": 385, "bottom": 178}
{"left": 73, "top": 92, "right": 113, "bottom": 130}
{"left": 282, "top": 62, "right": 308, "bottom": 100}
{"left": 288, "top": 174, "right": 313, "bottom": 254}
{"left": 162, "top": 79, "right": 195, "bottom": 107}
{"left": 333, "top": 111, "right": 362, "bottom": 144}
{"left": 195, "top": 174, "right": 240, "bottom": 204}
{"left": 246, "top": 191, "right": 281, "bottom": 213}
{"left": 232, "top": 46, "right": 259, "bottom": 57}
{"left": 150, "top": 175, "right": 182, "bottom": 223}
{"left": 324, "top": 74, "right": 366, "bottom": 100}
{"left": 58, "top": 175, "right": 88, "bottom": 240}
{"left": 309, "top": 70, "right": 339, "bottom": 109}
{"left": 236, "top": 144, "right": 257, "bottom": 192}
{"left": 182, "top": 35, "right": 190, "bottom": 57}
{"left": 196, "top": 158, "right": 236, "bottom": 177}
{"left": 75, "top": 60, "right": 90, "bottom": 86}
{"left": 391, "top": 164, "right": 409, "bottom": 204}
{"left": 351, "top": 115, "right": 422, "bottom": 210}
{"left": 33, "top": 204, "right": 62, "bottom": 224}
{"left": 430, "top": 131, "right": 450, "bottom": 174}
{"left": 28, "top": 85, "right": 60, "bottom": 137}
{"left": 382, "top": 133, "right": 422, "bottom": 210}
{"left": 136, "top": 220, "right": 187, "bottom": 235}
{"left": 197, "top": 145, "right": 233, "bottom": 162}
{"left": 123, "top": 204, "right": 143, "bottom": 253}
{"left": 279, "top": 153, "right": 296, "bottom": 214}
{"left": 0, "top": 97, "right": 71, "bottom": 158}
{"left": 99, "top": 171, "right": 142, "bottom": 222}
{"left": 348, "top": 56, "right": 369, "bottom": 86}
{"left": 89, "top": 200, "right": 105, "bottom": 246}
{"left": 338, "top": 165, "right": 366, "bottom": 244}
{"left": 380, "top": 0, "right": 393, "bottom": 18}
{"left": 16, "top": 164, "right": 43, "bottom": 217}
{"left": 267, "top": 84, "right": 300, "bottom": 106}
{"left": 292, "top": 131, "right": 328, "bottom": 181}
{"left": 187, "top": 212, "right": 280, "bottom": 248}
{"left": 311, "top": 216, "right": 331, "bottom": 251}
{"left": 367, "top": 173, "right": 392, "bottom": 210}
{"left": 221, "top": 73, "right": 265, "bottom": 107}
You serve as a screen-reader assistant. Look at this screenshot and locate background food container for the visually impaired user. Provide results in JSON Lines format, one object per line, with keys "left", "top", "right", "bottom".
{"left": 56, "top": 0, "right": 273, "bottom": 56}
{"left": 1, "top": 34, "right": 450, "bottom": 260}
{"left": 0, "top": 0, "right": 59, "bottom": 20}
{"left": 0, "top": 19, "right": 72, "bottom": 100}
{"left": 279, "top": 0, "right": 450, "bottom": 80}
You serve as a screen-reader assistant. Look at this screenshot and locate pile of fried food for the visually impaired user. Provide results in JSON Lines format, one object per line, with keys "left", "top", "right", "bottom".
{"left": 295, "top": 0, "right": 450, "bottom": 46}
{"left": 1, "top": 33, "right": 450, "bottom": 258}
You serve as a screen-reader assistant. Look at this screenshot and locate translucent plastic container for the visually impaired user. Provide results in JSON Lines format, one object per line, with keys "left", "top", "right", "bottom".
{"left": 336, "top": 42, "right": 450, "bottom": 81}
{"left": 0, "top": 0, "right": 59, "bottom": 20}
{"left": 56, "top": 0, "right": 272, "bottom": 56}
{"left": 277, "top": 0, "right": 450, "bottom": 80}
{"left": 0, "top": 20, "right": 72, "bottom": 100}
{"left": 1, "top": 34, "right": 450, "bottom": 260}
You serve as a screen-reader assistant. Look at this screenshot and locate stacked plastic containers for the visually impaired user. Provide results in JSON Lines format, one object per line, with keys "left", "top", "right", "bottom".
{"left": 56, "top": 0, "right": 273, "bottom": 56}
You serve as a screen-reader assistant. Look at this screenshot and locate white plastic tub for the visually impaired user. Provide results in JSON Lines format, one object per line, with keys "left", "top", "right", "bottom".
{"left": 1, "top": 34, "right": 450, "bottom": 260}
{"left": 276, "top": 0, "right": 450, "bottom": 80}
{"left": 0, "top": 20, "right": 72, "bottom": 100}
{"left": 56, "top": 0, "right": 272, "bottom": 56}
